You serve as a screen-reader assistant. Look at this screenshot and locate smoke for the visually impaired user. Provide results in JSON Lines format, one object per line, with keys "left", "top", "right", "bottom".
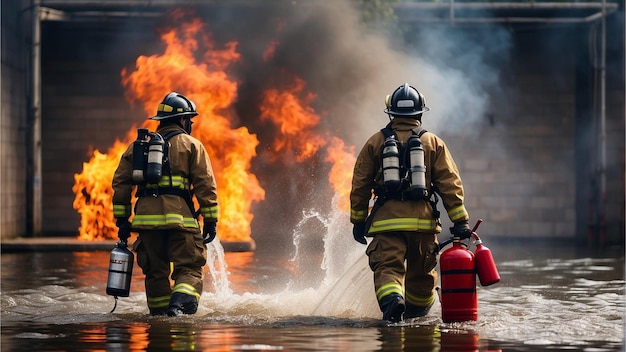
{"left": 176, "top": 1, "right": 511, "bottom": 251}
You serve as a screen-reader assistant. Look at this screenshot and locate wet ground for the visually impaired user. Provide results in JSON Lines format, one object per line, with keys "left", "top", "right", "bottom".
{"left": 1, "top": 236, "right": 624, "bottom": 351}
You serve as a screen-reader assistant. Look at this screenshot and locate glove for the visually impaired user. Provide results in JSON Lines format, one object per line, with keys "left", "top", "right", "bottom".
{"left": 450, "top": 220, "right": 471, "bottom": 239}
{"left": 352, "top": 222, "right": 367, "bottom": 245}
{"left": 116, "top": 218, "right": 131, "bottom": 242}
{"left": 203, "top": 221, "right": 217, "bottom": 244}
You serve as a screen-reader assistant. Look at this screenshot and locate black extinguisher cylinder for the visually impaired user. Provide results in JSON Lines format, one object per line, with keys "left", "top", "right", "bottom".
{"left": 132, "top": 128, "right": 150, "bottom": 183}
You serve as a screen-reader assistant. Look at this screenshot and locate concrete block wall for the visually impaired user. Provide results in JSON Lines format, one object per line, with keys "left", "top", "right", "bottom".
{"left": 1, "top": 1, "right": 29, "bottom": 239}
{"left": 1, "top": 8, "right": 623, "bottom": 244}
{"left": 443, "top": 27, "right": 624, "bottom": 243}
{"left": 40, "top": 24, "right": 153, "bottom": 235}
{"left": 449, "top": 99, "right": 578, "bottom": 239}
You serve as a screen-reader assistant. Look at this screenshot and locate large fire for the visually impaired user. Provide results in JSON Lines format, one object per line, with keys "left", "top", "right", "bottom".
{"left": 72, "top": 11, "right": 356, "bottom": 243}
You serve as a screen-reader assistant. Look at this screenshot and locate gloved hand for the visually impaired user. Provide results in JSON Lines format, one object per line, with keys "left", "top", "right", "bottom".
{"left": 352, "top": 222, "right": 367, "bottom": 244}
{"left": 450, "top": 220, "right": 471, "bottom": 239}
{"left": 116, "top": 218, "right": 131, "bottom": 242}
{"left": 203, "top": 221, "right": 217, "bottom": 244}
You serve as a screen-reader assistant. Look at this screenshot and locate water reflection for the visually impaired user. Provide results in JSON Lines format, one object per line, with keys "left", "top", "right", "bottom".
{"left": 1, "top": 237, "right": 624, "bottom": 351}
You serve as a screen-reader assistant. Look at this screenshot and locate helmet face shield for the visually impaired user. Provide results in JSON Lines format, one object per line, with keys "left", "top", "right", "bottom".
{"left": 151, "top": 92, "right": 199, "bottom": 120}
{"left": 384, "top": 83, "right": 430, "bottom": 117}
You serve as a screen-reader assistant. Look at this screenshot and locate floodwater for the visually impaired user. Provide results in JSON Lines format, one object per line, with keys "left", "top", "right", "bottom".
{"left": 1, "top": 213, "right": 624, "bottom": 351}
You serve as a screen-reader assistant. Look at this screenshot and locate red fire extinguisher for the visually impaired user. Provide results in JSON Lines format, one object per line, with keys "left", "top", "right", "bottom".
{"left": 439, "top": 219, "right": 500, "bottom": 323}
{"left": 472, "top": 223, "right": 500, "bottom": 287}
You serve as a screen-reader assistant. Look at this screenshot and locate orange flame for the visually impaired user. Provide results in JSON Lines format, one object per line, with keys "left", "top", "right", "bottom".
{"left": 258, "top": 75, "right": 355, "bottom": 211}
{"left": 73, "top": 11, "right": 264, "bottom": 242}
{"left": 259, "top": 76, "right": 326, "bottom": 163}
{"left": 324, "top": 137, "right": 356, "bottom": 211}
{"left": 72, "top": 13, "right": 356, "bottom": 243}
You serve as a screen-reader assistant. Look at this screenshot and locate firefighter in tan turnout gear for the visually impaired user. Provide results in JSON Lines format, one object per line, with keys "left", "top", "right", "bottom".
{"left": 112, "top": 92, "right": 218, "bottom": 316}
{"left": 350, "top": 83, "right": 471, "bottom": 322}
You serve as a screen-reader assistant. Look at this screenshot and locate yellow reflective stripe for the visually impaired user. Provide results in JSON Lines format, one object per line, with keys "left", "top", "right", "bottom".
{"left": 147, "top": 295, "right": 171, "bottom": 309}
{"left": 172, "top": 283, "right": 200, "bottom": 300}
{"left": 200, "top": 205, "right": 218, "bottom": 219}
{"left": 144, "top": 175, "right": 190, "bottom": 189}
{"left": 113, "top": 204, "right": 132, "bottom": 218}
{"left": 369, "top": 218, "right": 437, "bottom": 233}
{"left": 351, "top": 208, "right": 368, "bottom": 222}
{"left": 376, "top": 282, "right": 403, "bottom": 301}
{"left": 158, "top": 103, "right": 173, "bottom": 113}
{"left": 405, "top": 291, "right": 435, "bottom": 307}
{"left": 448, "top": 205, "right": 468, "bottom": 222}
{"left": 132, "top": 214, "right": 199, "bottom": 228}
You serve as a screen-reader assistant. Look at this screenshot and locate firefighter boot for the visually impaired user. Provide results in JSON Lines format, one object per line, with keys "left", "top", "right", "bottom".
{"left": 149, "top": 308, "right": 168, "bottom": 316}
{"left": 379, "top": 293, "right": 405, "bottom": 323}
{"left": 167, "top": 292, "right": 199, "bottom": 317}
{"left": 404, "top": 302, "right": 433, "bottom": 319}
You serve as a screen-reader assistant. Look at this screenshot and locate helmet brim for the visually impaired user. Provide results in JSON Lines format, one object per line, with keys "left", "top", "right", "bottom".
{"left": 150, "top": 112, "right": 199, "bottom": 120}
{"left": 384, "top": 106, "right": 430, "bottom": 116}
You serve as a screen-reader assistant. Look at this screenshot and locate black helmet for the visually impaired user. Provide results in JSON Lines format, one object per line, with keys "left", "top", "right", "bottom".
{"left": 150, "top": 92, "right": 199, "bottom": 120}
{"left": 384, "top": 83, "right": 430, "bottom": 117}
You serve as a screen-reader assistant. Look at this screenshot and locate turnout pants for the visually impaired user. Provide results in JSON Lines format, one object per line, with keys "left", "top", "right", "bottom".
{"left": 366, "top": 231, "right": 439, "bottom": 309}
{"left": 133, "top": 228, "right": 207, "bottom": 312}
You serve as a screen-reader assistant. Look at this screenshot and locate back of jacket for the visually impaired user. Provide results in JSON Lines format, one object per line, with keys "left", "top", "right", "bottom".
{"left": 350, "top": 118, "right": 468, "bottom": 234}
{"left": 112, "top": 125, "right": 218, "bottom": 232}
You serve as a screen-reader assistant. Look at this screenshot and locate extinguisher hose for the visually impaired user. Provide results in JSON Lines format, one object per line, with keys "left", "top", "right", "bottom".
{"left": 110, "top": 296, "right": 118, "bottom": 313}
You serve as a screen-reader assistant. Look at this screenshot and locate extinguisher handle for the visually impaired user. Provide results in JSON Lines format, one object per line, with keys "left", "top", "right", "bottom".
{"left": 471, "top": 219, "right": 483, "bottom": 233}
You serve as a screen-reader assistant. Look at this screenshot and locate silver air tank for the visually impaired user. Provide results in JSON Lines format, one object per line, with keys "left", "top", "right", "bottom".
{"left": 145, "top": 133, "right": 165, "bottom": 184}
{"left": 382, "top": 135, "right": 401, "bottom": 192}
{"left": 106, "top": 241, "right": 134, "bottom": 297}
{"left": 408, "top": 135, "right": 428, "bottom": 199}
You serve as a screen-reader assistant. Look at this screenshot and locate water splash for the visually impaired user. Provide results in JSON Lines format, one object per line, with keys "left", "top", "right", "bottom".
{"left": 199, "top": 195, "right": 380, "bottom": 320}
{"left": 205, "top": 238, "right": 232, "bottom": 297}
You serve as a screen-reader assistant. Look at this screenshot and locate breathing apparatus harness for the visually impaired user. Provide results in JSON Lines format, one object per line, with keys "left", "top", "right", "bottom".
{"left": 131, "top": 128, "right": 199, "bottom": 219}
{"left": 365, "top": 124, "right": 441, "bottom": 232}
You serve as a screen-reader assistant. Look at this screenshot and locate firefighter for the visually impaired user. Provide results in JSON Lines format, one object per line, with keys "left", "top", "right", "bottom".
{"left": 350, "top": 83, "right": 471, "bottom": 322}
{"left": 112, "top": 92, "right": 219, "bottom": 316}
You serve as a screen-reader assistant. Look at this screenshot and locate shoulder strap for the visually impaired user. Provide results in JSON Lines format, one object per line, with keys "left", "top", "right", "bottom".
{"left": 161, "top": 129, "right": 186, "bottom": 141}
{"left": 380, "top": 124, "right": 395, "bottom": 139}
{"left": 411, "top": 126, "right": 428, "bottom": 138}
{"left": 382, "top": 125, "right": 427, "bottom": 139}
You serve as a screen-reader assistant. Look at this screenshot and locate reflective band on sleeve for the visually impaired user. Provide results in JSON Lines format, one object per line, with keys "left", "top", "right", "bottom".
{"left": 447, "top": 205, "right": 468, "bottom": 222}
{"left": 350, "top": 208, "right": 368, "bottom": 222}
{"left": 200, "top": 205, "right": 218, "bottom": 220}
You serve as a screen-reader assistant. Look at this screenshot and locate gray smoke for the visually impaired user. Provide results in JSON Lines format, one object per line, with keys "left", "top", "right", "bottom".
{"left": 198, "top": 1, "right": 511, "bottom": 142}
{"left": 191, "top": 1, "right": 512, "bottom": 250}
